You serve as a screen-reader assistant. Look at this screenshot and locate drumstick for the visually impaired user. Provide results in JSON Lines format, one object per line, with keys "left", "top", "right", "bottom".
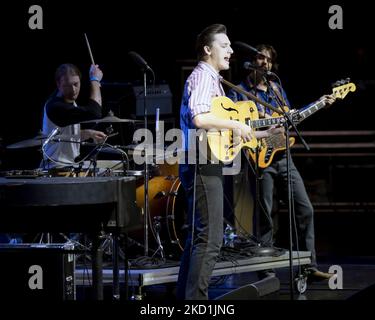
{"left": 84, "top": 33, "right": 95, "bottom": 65}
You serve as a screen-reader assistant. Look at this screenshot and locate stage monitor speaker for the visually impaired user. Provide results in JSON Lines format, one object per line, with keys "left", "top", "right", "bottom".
{"left": 0, "top": 243, "right": 76, "bottom": 300}
{"left": 215, "top": 275, "right": 280, "bottom": 300}
{"left": 132, "top": 84, "right": 173, "bottom": 116}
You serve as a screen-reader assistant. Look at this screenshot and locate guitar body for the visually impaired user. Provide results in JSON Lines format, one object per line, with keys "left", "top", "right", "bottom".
{"left": 251, "top": 134, "right": 295, "bottom": 168}
{"left": 207, "top": 96, "right": 259, "bottom": 163}
{"left": 248, "top": 107, "right": 294, "bottom": 168}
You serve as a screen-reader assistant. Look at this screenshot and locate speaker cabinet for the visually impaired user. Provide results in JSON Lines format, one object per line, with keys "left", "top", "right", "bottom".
{"left": 0, "top": 243, "right": 76, "bottom": 300}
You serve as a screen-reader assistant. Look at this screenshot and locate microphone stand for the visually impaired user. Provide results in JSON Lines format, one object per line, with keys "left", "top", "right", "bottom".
{"left": 224, "top": 74, "right": 311, "bottom": 298}
{"left": 263, "top": 76, "right": 310, "bottom": 299}
{"left": 221, "top": 77, "right": 282, "bottom": 256}
{"left": 248, "top": 143, "right": 277, "bottom": 256}
{"left": 221, "top": 78, "right": 283, "bottom": 116}
{"left": 128, "top": 51, "right": 157, "bottom": 269}
{"left": 143, "top": 71, "right": 150, "bottom": 257}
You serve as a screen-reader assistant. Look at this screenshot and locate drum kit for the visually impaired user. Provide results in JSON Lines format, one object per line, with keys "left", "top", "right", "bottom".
{"left": 3, "top": 111, "right": 187, "bottom": 261}
{"left": 2, "top": 34, "right": 187, "bottom": 262}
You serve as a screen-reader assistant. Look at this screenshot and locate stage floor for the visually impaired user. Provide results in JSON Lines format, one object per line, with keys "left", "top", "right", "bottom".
{"left": 76, "top": 250, "right": 311, "bottom": 288}
{"left": 75, "top": 253, "right": 375, "bottom": 300}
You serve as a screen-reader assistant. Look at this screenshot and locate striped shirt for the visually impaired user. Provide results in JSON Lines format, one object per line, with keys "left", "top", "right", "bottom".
{"left": 180, "top": 61, "right": 225, "bottom": 151}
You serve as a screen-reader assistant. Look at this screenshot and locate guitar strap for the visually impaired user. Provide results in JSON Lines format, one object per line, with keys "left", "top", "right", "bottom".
{"left": 245, "top": 76, "right": 266, "bottom": 118}
{"left": 270, "top": 82, "right": 289, "bottom": 113}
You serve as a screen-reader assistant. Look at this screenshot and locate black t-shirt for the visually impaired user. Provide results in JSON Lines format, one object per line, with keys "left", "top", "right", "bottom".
{"left": 45, "top": 95, "right": 102, "bottom": 127}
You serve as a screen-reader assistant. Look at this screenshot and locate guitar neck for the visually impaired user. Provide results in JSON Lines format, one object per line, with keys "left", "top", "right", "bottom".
{"left": 298, "top": 99, "right": 326, "bottom": 121}
{"left": 250, "top": 117, "right": 283, "bottom": 129}
{"left": 249, "top": 99, "right": 326, "bottom": 129}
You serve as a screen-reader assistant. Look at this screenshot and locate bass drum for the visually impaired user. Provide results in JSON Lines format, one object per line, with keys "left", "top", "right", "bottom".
{"left": 134, "top": 175, "right": 188, "bottom": 260}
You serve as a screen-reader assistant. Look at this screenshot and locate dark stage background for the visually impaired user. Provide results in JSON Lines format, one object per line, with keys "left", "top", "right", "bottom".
{"left": 1, "top": 2, "right": 374, "bottom": 257}
{"left": 1, "top": 2, "right": 374, "bottom": 140}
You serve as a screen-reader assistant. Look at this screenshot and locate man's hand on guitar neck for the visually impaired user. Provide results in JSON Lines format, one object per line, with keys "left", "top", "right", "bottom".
{"left": 255, "top": 112, "right": 285, "bottom": 139}
{"left": 320, "top": 94, "right": 336, "bottom": 107}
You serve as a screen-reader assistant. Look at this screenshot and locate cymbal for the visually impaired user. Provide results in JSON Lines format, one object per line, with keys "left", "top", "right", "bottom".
{"left": 80, "top": 115, "right": 142, "bottom": 124}
{"left": 6, "top": 134, "right": 47, "bottom": 149}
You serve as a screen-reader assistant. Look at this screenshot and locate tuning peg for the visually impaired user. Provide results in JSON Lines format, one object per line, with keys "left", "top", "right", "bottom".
{"left": 345, "top": 77, "right": 351, "bottom": 84}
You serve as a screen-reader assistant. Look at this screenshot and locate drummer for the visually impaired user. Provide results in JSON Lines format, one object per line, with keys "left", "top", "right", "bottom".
{"left": 41, "top": 63, "right": 107, "bottom": 168}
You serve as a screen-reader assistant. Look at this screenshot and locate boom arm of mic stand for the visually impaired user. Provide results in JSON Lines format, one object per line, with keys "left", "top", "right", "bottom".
{"left": 282, "top": 110, "right": 310, "bottom": 151}
{"left": 266, "top": 80, "right": 310, "bottom": 151}
{"left": 220, "top": 78, "right": 283, "bottom": 116}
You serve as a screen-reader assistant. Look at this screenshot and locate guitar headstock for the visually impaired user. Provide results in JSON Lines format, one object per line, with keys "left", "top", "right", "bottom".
{"left": 332, "top": 78, "right": 356, "bottom": 100}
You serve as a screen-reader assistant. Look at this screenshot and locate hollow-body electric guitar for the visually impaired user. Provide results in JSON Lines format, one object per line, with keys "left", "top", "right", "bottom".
{"left": 207, "top": 96, "right": 289, "bottom": 163}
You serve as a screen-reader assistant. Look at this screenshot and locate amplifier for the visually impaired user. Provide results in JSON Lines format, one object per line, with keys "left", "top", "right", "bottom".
{"left": 132, "top": 84, "right": 173, "bottom": 116}
{"left": 0, "top": 243, "right": 76, "bottom": 300}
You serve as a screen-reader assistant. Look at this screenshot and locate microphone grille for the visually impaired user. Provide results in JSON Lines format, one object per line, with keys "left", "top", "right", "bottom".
{"left": 243, "top": 61, "right": 252, "bottom": 69}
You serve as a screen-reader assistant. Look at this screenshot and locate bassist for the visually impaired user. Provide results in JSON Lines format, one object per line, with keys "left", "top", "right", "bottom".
{"left": 227, "top": 44, "right": 336, "bottom": 281}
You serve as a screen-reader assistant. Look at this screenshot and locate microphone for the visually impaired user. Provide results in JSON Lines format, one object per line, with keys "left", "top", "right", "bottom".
{"left": 42, "top": 127, "right": 60, "bottom": 148}
{"left": 243, "top": 61, "right": 274, "bottom": 76}
{"left": 234, "top": 41, "right": 264, "bottom": 56}
{"left": 128, "top": 51, "right": 152, "bottom": 71}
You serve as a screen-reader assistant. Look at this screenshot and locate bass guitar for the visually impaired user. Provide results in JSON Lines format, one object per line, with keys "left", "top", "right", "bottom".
{"left": 248, "top": 80, "right": 356, "bottom": 168}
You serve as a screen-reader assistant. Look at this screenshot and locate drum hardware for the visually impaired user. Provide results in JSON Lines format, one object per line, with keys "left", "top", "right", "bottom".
{"left": 152, "top": 216, "right": 165, "bottom": 260}
{"left": 44, "top": 140, "right": 130, "bottom": 176}
{"left": 126, "top": 170, "right": 145, "bottom": 177}
{"left": 1, "top": 169, "right": 48, "bottom": 179}
{"left": 59, "top": 233, "right": 91, "bottom": 251}
{"left": 99, "top": 232, "right": 125, "bottom": 260}
{"left": 154, "top": 191, "right": 167, "bottom": 199}
{"left": 106, "top": 124, "right": 114, "bottom": 135}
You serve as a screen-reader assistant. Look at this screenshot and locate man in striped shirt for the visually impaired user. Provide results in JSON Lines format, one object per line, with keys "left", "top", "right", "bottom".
{"left": 177, "top": 24, "right": 279, "bottom": 300}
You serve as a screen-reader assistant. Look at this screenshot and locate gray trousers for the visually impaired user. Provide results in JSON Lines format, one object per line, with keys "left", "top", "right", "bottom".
{"left": 177, "top": 164, "right": 223, "bottom": 300}
{"left": 257, "top": 154, "right": 317, "bottom": 269}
